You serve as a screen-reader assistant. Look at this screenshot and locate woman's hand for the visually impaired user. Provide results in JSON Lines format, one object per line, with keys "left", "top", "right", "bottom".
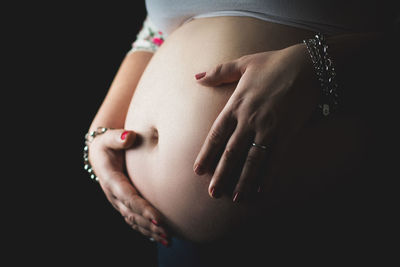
{"left": 88, "top": 128, "right": 170, "bottom": 246}
{"left": 193, "top": 43, "right": 320, "bottom": 202}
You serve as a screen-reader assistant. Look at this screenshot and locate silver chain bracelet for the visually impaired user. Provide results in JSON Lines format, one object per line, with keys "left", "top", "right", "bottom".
{"left": 83, "top": 127, "right": 109, "bottom": 182}
{"left": 303, "top": 33, "right": 339, "bottom": 117}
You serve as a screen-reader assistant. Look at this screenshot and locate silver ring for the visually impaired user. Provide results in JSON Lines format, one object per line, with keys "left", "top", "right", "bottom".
{"left": 149, "top": 237, "right": 155, "bottom": 242}
{"left": 251, "top": 142, "right": 269, "bottom": 150}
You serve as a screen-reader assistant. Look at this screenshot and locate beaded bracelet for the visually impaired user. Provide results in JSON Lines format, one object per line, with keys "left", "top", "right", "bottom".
{"left": 303, "top": 33, "right": 339, "bottom": 117}
{"left": 83, "top": 127, "right": 109, "bottom": 182}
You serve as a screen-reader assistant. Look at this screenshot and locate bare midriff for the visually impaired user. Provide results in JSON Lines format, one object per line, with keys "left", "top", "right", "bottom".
{"left": 124, "top": 17, "right": 365, "bottom": 242}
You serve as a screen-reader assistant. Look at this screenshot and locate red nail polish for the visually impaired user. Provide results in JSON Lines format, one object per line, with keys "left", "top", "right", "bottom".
{"left": 233, "top": 192, "right": 241, "bottom": 203}
{"left": 195, "top": 72, "right": 206, "bottom": 80}
{"left": 151, "top": 219, "right": 159, "bottom": 226}
{"left": 194, "top": 164, "right": 204, "bottom": 175}
{"left": 210, "top": 187, "right": 220, "bottom": 198}
{"left": 161, "top": 239, "right": 169, "bottom": 247}
{"left": 121, "top": 131, "right": 129, "bottom": 140}
{"left": 160, "top": 233, "right": 167, "bottom": 239}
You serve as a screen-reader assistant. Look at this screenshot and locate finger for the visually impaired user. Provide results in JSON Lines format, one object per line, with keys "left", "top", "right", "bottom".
{"left": 111, "top": 179, "right": 164, "bottom": 224}
{"left": 134, "top": 213, "right": 170, "bottom": 238}
{"left": 194, "top": 110, "right": 236, "bottom": 176}
{"left": 208, "top": 123, "right": 253, "bottom": 198}
{"left": 120, "top": 203, "right": 171, "bottom": 247}
{"left": 195, "top": 59, "right": 243, "bottom": 86}
{"left": 97, "top": 170, "right": 134, "bottom": 207}
{"left": 100, "top": 170, "right": 164, "bottom": 225}
{"left": 118, "top": 202, "right": 170, "bottom": 238}
{"left": 135, "top": 224, "right": 152, "bottom": 237}
{"left": 232, "top": 133, "right": 273, "bottom": 203}
{"left": 101, "top": 129, "right": 137, "bottom": 150}
{"left": 150, "top": 227, "right": 172, "bottom": 247}
{"left": 137, "top": 225, "right": 170, "bottom": 247}
{"left": 136, "top": 225, "right": 170, "bottom": 247}
{"left": 98, "top": 166, "right": 137, "bottom": 193}
{"left": 148, "top": 232, "right": 171, "bottom": 247}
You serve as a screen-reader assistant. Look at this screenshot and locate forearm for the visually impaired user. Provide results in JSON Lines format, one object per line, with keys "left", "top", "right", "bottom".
{"left": 89, "top": 51, "right": 153, "bottom": 132}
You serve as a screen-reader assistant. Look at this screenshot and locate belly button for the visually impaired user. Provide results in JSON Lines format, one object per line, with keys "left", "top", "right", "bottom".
{"left": 150, "top": 127, "right": 159, "bottom": 146}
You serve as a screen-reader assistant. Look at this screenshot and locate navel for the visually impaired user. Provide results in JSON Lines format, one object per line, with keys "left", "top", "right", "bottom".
{"left": 150, "top": 126, "right": 159, "bottom": 146}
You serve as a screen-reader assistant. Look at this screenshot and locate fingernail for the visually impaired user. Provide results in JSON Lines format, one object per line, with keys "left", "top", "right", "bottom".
{"left": 121, "top": 131, "right": 129, "bottom": 140}
{"left": 195, "top": 72, "right": 206, "bottom": 80}
{"left": 160, "top": 233, "right": 167, "bottom": 239}
{"left": 194, "top": 164, "right": 204, "bottom": 175}
{"left": 233, "top": 192, "right": 241, "bottom": 203}
{"left": 161, "top": 239, "right": 169, "bottom": 247}
{"left": 210, "top": 187, "right": 221, "bottom": 199}
{"left": 151, "top": 219, "right": 159, "bottom": 226}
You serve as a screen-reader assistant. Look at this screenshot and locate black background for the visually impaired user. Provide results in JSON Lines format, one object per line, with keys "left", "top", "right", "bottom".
{"left": 5, "top": 2, "right": 158, "bottom": 266}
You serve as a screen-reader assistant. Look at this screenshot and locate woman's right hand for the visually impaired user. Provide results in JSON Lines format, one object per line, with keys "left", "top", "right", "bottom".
{"left": 88, "top": 128, "right": 170, "bottom": 246}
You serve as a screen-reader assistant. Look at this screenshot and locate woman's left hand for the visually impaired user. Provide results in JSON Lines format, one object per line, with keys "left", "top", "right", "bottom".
{"left": 193, "top": 43, "right": 320, "bottom": 202}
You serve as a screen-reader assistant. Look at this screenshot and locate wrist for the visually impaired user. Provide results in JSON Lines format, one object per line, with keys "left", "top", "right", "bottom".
{"left": 283, "top": 43, "right": 316, "bottom": 78}
{"left": 83, "top": 127, "right": 110, "bottom": 182}
{"left": 303, "top": 33, "right": 340, "bottom": 117}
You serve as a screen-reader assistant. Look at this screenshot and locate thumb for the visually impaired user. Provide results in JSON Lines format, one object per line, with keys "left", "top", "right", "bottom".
{"left": 103, "top": 129, "right": 137, "bottom": 150}
{"left": 195, "top": 59, "right": 243, "bottom": 86}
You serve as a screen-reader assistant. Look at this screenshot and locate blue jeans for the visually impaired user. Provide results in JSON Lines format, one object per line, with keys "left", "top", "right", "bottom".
{"left": 157, "top": 236, "right": 265, "bottom": 267}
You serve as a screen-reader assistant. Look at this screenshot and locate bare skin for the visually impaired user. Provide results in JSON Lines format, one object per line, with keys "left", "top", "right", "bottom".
{"left": 88, "top": 51, "right": 171, "bottom": 246}
{"left": 88, "top": 15, "right": 393, "bottom": 244}
{"left": 123, "top": 17, "right": 381, "bottom": 242}
{"left": 194, "top": 32, "right": 386, "bottom": 201}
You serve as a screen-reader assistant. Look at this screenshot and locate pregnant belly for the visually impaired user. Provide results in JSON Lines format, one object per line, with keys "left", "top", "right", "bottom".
{"left": 124, "top": 17, "right": 342, "bottom": 242}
